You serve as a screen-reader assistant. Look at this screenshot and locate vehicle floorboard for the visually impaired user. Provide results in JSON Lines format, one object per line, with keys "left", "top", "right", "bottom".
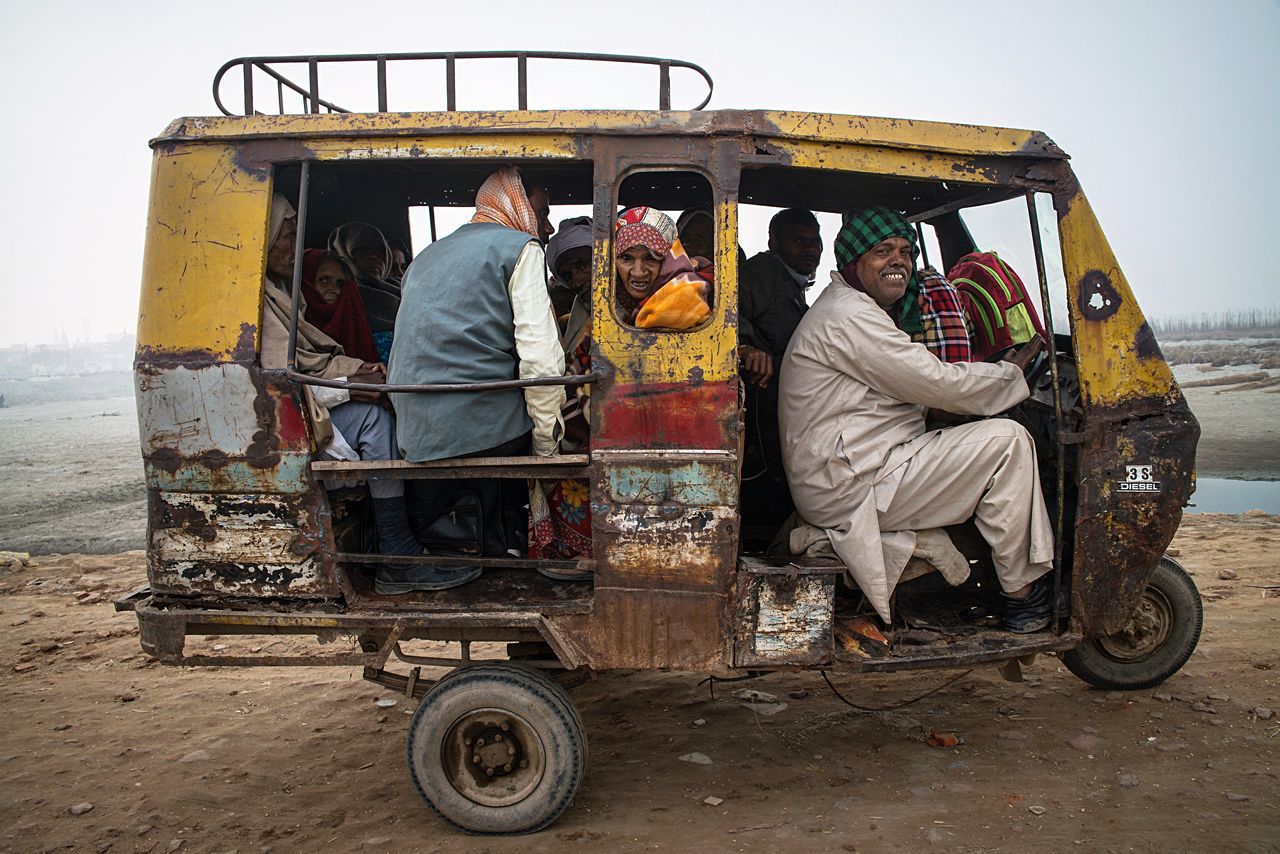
{"left": 833, "top": 617, "right": 1078, "bottom": 672}
{"left": 344, "top": 566, "right": 594, "bottom": 614}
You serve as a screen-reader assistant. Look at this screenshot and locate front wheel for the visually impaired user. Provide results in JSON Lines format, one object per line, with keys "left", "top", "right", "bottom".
{"left": 407, "top": 662, "right": 586, "bottom": 834}
{"left": 1062, "top": 556, "right": 1202, "bottom": 690}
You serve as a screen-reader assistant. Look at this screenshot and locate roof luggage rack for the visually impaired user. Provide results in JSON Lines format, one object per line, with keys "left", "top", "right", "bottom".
{"left": 212, "top": 51, "right": 714, "bottom": 116}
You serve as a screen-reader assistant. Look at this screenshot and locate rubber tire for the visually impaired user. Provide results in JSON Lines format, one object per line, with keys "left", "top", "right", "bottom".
{"left": 406, "top": 662, "right": 586, "bottom": 834}
{"left": 1062, "top": 556, "right": 1203, "bottom": 690}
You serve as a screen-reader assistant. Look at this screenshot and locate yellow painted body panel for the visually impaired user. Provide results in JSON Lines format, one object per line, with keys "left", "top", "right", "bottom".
{"left": 156, "top": 110, "right": 1061, "bottom": 160}
{"left": 759, "top": 111, "right": 1056, "bottom": 155}
{"left": 1057, "top": 189, "right": 1178, "bottom": 407}
{"left": 137, "top": 145, "right": 270, "bottom": 360}
{"left": 769, "top": 138, "right": 1006, "bottom": 186}
{"left": 300, "top": 133, "right": 578, "bottom": 161}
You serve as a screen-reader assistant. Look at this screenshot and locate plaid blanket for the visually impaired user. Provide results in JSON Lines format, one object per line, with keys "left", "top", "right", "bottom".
{"left": 913, "top": 267, "right": 974, "bottom": 362}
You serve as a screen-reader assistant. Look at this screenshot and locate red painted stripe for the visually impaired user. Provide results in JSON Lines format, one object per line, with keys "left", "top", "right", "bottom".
{"left": 595, "top": 381, "right": 736, "bottom": 449}
{"left": 275, "top": 393, "right": 311, "bottom": 447}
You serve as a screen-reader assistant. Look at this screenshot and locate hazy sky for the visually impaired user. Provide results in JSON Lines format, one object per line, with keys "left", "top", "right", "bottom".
{"left": 2, "top": 0, "right": 1277, "bottom": 347}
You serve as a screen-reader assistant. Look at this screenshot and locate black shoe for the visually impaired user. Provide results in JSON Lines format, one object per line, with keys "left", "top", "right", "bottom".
{"left": 375, "top": 564, "right": 482, "bottom": 594}
{"left": 1002, "top": 579, "right": 1053, "bottom": 633}
{"left": 537, "top": 566, "right": 594, "bottom": 582}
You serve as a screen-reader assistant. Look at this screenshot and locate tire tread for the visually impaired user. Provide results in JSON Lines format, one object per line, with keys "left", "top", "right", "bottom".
{"left": 1063, "top": 557, "right": 1203, "bottom": 691}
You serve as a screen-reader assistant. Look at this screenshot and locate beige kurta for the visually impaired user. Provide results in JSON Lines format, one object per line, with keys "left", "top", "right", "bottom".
{"left": 779, "top": 274, "right": 1049, "bottom": 620}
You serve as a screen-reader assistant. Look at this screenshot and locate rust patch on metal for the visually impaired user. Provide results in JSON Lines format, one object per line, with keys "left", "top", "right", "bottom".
{"left": 1134, "top": 322, "right": 1163, "bottom": 361}
{"left": 233, "top": 322, "right": 258, "bottom": 362}
{"left": 734, "top": 566, "right": 835, "bottom": 667}
{"left": 246, "top": 367, "right": 284, "bottom": 470}
{"left": 135, "top": 345, "right": 224, "bottom": 370}
{"left": 1071, "top": 397, "right": 1199, "bottom": 637}
{"left": 1078, "top": 270, "right": 1121, "bottom": 321}
{"left": 234, "top": 138, "right": 311, "bottom": 173}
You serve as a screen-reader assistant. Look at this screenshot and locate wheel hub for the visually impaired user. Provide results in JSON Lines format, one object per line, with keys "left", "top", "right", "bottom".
{"left": 1097, "top": 587, "right": 1174, "bottom": 662}
{"left": 441, "top": 708, "right": 544, "bottom": 807}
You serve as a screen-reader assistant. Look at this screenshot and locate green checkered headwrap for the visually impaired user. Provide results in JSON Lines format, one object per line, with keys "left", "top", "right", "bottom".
{"left": 834, "top": 206, "right": 919, "bottom": 269}
{"left": 834, "top": 206, "right": 923, "bottom": 336}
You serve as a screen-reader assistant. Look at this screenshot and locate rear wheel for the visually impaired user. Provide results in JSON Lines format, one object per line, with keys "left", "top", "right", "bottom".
{"left": 406, "top": 662, "right": 586, "bottom": 834}
{"left": 1062, "top": 556, "right": 1202, "bottom": 690}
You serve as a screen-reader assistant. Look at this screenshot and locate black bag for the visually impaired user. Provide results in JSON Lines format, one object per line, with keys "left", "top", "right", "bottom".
{"left": 417, "top": 489, "right": 483, "bottom": 554}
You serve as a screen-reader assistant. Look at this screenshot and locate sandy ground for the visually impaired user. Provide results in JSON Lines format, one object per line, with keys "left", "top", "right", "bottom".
{"left": 1, "top": 513, "right": 1277, "bottom": 852}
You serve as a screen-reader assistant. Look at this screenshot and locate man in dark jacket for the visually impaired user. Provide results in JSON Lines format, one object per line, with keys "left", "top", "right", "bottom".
{"left": 738, "top": 208, "right": 822, "bottom": 545}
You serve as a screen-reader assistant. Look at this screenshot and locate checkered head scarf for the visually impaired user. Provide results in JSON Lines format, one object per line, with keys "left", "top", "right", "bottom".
{"left": 471, "top": 166, "right": 541, "bottom": 238}
{"left": 833, "top": 206, "right": 919, "bottom": 271}
{"left": 615, "top": 206, "right": 677, "bottom": 259}
{"left": 834, "top": 206, "right": 924, "bottom": 335}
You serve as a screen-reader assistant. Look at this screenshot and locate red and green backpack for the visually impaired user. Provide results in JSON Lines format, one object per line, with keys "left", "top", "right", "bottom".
{"left": 946, "top": 251, "right": 1047, "bottom": 360}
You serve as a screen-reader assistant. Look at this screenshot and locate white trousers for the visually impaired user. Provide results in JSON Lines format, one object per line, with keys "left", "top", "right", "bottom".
{"left": 877, "top": 419, "right": 1054, "bottom": 593}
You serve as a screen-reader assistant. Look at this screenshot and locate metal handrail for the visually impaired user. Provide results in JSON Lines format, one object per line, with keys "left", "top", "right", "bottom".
{"left": 284, "top": 370, "right": 601, "bottom": 394}
{"left": 213, "top": 51, "right": 714, "bottom": 116}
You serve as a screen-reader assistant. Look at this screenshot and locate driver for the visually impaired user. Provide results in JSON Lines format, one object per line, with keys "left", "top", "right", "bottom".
{"left": 779, "top": 207, "right": 1054, "bottom": 633}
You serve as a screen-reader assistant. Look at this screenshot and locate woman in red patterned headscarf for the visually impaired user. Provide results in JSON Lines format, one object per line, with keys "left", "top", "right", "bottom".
{"left": 300, "top": 249, "right": 380, "bottom": 364}
{"left": 614, "top": 206, "right": 713, "bottom": 329}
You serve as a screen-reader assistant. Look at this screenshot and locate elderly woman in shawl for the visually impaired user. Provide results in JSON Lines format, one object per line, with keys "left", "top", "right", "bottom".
{"left": 545, "top": 216, "right": 592, "bottom": 332}
{"left": 676, "top": 207, "right": 714, "bottom": 261}
{"left": 300, "top": 249, "right": 380, "bottom": 364}
{"left": 257, "top": 195, "right": 425, "bottom": 581}
{"left": 329, "top": 222, "right": 401, "bottom": 362}
{"left": 614, "top": 206, "right": 712, "bottom": 329}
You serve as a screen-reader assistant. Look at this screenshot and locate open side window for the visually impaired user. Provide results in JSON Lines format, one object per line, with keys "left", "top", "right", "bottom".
{"left": 610, "top": 169, "right": 717, "bottom": 333}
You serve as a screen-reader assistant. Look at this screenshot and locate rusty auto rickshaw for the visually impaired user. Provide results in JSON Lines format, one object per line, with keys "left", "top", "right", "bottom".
{"left": 121, "top": 52, "right": 1202, "bottom": 833}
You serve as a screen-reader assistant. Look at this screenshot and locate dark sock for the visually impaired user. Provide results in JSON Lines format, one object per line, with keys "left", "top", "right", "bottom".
{"left": 372, "top": 497, "right": 423, "bottom": 557}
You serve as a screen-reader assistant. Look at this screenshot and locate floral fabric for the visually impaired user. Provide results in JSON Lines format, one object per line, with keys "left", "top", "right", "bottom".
{"left": 529, "top": 478, "right": 592, "bottom": 559}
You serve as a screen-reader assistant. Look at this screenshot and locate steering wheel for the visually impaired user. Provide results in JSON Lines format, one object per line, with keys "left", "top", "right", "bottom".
{"left": 986, "top": 342, "right": 1052, "bottom": 398}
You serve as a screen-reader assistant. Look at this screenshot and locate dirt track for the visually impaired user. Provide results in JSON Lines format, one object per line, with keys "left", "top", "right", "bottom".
{"left": 2, "top": 512, "right": 1277, "bottom": 853}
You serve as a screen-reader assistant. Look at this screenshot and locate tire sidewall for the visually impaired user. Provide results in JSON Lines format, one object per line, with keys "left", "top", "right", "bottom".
{"left": 407, "top": 664, "right": 585, "bottom": 834}
{"left": 1064, "top": 557, "right": 1203, "bottom": 690}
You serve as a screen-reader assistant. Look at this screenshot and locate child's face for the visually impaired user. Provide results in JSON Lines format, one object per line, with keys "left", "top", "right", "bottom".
{"left": 314, "top": 258, "right": 346, "bottom": 304}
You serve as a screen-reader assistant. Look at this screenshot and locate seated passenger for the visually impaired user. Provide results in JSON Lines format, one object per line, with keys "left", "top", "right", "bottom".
{"left": 781, "top": 206, "right": 1055, "bottom": 633}
{"left": 300, "top": 249, "right": 380, "bottom": 364}
{"left": 614, "top": 206, "right": 711, "bottom": 329}
{"left": 389, "top": 166, "right": 566, "bottom": 586}
{"left": 738, "top": 208, "right": 822, "bottom": 541}
{"left": 529, "top": 219, "right": 595, "bottom": 563}
{"left": 545, "top": 215, "right": 592, "bottom": 342}
{"left": 329, "top": 222, "right": 401, "bottom": 362}
{"left": 388, "top": 238, "right": 411, "bottom": 284}
{"left": 676, "top": 207, "right": 713, "bottom": 260}
{"left": 258, "top": 195, "right": 424, "bottom": 577}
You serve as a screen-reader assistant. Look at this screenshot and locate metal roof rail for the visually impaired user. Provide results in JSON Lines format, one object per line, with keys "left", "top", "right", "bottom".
{"left": 212, "top": 51, "right": 714, "bottom": 116}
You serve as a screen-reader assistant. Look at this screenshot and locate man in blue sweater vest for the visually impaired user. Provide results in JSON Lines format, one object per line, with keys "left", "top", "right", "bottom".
{"left": 385, "top": 166, "right": 565, "bottom": 593}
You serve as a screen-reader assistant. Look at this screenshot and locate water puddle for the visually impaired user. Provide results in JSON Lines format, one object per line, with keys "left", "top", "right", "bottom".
{"left": 1187, "top": 477, "right": 1280, "bottom": 514}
